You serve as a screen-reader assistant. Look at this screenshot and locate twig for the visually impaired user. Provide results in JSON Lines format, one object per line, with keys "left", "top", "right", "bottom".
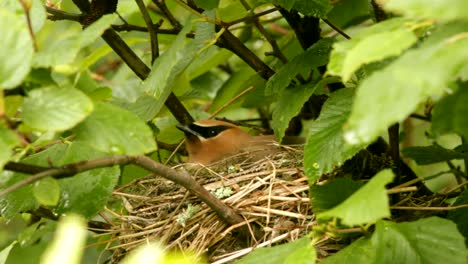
{"left": 209, "top": 86, "right": 255, "bottom": 118}
{"left": 45, "top": 6, "right": 83, "bottom": 21}
{"left": 322, "top": 18, "right": 351, "bottom": 40}
{"left": 152, "top": 0, "right": 181, "bottom": 29}
{"left": 390, "top": 204, "right": 468, "bottom": 210}
{"left": 0, "top": 155, "right": 248, "bottom": 233}
{"left": 409, "top": 113, "right": 431, "bottom": 122}
{"left": 388, "top": 124, "right": 400, "bottom": 180}
{"left": 19, "top": 0, "right": 38, "bottom": 50}
{"left": 387, "top": 186, "right": 418, "bottom": 194}
{"left": 135, "top": 0, "right": 160, "bottom": 61}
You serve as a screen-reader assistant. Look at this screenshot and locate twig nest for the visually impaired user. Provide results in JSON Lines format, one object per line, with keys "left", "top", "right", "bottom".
{"left": 106, "top": 145, "right": 315, "bottom": 263}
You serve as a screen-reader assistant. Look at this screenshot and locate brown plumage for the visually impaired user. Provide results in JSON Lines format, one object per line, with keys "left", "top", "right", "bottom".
{"left": 177, "top": 120, "right": 279, "bottom": 165}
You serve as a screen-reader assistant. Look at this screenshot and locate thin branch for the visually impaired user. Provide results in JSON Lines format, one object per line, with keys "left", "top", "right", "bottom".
{"left": 224, "top": 7, "right": 280, "bottom": 27}
{"left": 322, "top": 18, "right": 351, "bottom": 40}
{"left": 209, "top": 86, "right": 255, "bottom": 118}
{"left": 135, "top": 0, "right": 160, "bottom": 61}
{"left": 0, "top": 155, "right": 248, "bottom": 233}
{"left": 388, "top": 124, "right": 400, "bottom": 181}
{"left": 4, "top": 162, "right": 49, "bottom": 174}
{"left": 19, "top": 0, "right": 38, "bottom": 50}
{"left": 409, "top": 113, "right": 431, "bottom": 122}
{"left": 239, "top": 0, "right": 287, "bottom": 64}
{"left": 45, "top": 6, "right": 83, "bottom": 21}
{"left": 152, "top": 0, "right": 182, "bottom": 29}
{"left": 390, "top": 204, "right": 468, "bottom": 211}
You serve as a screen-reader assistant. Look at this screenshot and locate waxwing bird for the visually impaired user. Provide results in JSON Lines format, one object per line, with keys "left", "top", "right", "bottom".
{"left": 176, "top": 119, "right": 281, "bottom": 165}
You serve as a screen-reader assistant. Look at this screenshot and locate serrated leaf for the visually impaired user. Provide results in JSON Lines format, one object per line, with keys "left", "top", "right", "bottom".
{"left": 272, "top": 80, "right": 330, "bottom": 142}
{"left": 265, "top": 38, "right": 333, "bottom": 96}
{"left": 237, "top": 237, "right": 315, "bottom": 264}
{"left": 432, "top": 84, "right": 468, "bottom": 139}
{"left": 403, "top": 144, "right": 468, "bottom": 165}
{"left": 34, "top": 14, "right": 117, "bottom": 67}
{"left": 309, "top": 177, "right": 363, "bottom": 213}
{"left": 23, "top": 86, "right": 94, "bottom": 132}
{"left": 318, "top": 169, "right": 394, "bottom": 226}
{"left": 344, "top": 22, "right": 468, "bottom": 145}
{"left": 371, "top": 217, "right": 467, "bottom": 264}
{"left": 74, "top": 102, "right": 156, "bottom": 155}
{"left": 384, "top": 0, "right": 468, "bottom": 22}
{"left": 304, "top": 88, "right": 367, "bottom": 182}
{"left": 33, "top": 177, "right": 60, "bottom": 206}
{"left": 448, "top": 189, "right": 468, "bottom": 247}
{"left": 0, "top": 8, "right": 34, "bottom": 89}
{"left": 0, "top": 143, "right": 119, "bottom": 219}
{"left": 0, "top": 122, "right": 18, "bottom": 170}
{"left": 142, "top": 13, "right": 216, "bottom": 117}
{"left": 328, "top": 18, "right": 417, "bottom": 81}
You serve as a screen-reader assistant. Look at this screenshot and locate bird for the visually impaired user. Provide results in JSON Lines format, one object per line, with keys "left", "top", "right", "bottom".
{"left": 176, "top": 119, "right": 304, "bottom": 165}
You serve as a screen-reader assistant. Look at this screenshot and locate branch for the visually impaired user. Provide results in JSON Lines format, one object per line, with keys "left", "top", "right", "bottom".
{"left": 135, "top": 0, "right": 160, "bottom": 61}
{"left": 151, "top": 0, "right": 182, "bottom": 29}
{"left": 0, "top": 156, "right": 247, "bottom": 231}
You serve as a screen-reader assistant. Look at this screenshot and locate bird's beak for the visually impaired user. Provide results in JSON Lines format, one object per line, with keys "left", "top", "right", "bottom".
{"left": 176, "top": 123, "right": 202, "bottom": 138}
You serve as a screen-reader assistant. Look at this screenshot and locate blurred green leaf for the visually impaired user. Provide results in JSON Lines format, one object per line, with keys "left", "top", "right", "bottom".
{"left": 344, "top": 22, "right": 468, "bottom": 145}
{"left": 328, "top": 18, "right": 417, "bottom": 82}
{"left": 33, "top": 178, "right": 60, "bottom": 206}
{"left": 0, "top": 8, "right": 34, "bottom": 89}
{"left": 217, "top": 0, "right": 247, "bottom": 22}
{"left": 321, "top": 237, "right": 375, "bottom": 264}
{"left": 265, "top": 38, "right": 333, "bottom": 95}
{"left": 304, "top": 88, "right": 367, "bottom": 182}
{"left": 194, "top": 0, "right": 219, "bottom": 10}
{"left": 0, "top": 122, "right": 18, "bottom": 170}
{"left": 432, "top": 84, "right": 468, "bottom": 139}
{"left": 237, "top": 237, "right": 315, "bottom": 264}
{"left": 384, "top": 0, "right": 468, "bottom": 22}
{"left": 23, "top": 86, "right": 94, "bottom": 132}
{"left": 326, "top": 0, "right": 369, "bottom": 28}
{"left": 41, "top": 214, "right": 87, "bottom": 264}
{"left": 448, "top": 190, "right": 468, "bottom": 247}
{"left": 403, "top": 144, "right": 468, "bottom": 165}
{"left": 371, "top": 217, "right": 467, "bottom": 264}
{"left": 318, "top": 169, "right": 394, "bottom": 226}
{"left": 309, "top": 177, "right": 363, "bottom": 213}
{"left": 34, "top": 14, "right": 117, "bottom": 67}
{"left": 74, "top": 102, "right": 156, "bottom": 155}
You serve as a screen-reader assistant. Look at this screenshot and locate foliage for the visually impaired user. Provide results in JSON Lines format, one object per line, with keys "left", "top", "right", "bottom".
{"left": 0, "top": 0, "right": 467, "bottom": 263}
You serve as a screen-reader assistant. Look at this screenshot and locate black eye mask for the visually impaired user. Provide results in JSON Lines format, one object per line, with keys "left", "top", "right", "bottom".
{"left": 188, "top": 124, "right": 231, "bottom": 139}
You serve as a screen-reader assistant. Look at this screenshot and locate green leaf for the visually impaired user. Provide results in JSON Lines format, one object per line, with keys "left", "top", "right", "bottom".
{"left": 402, "top": 144, "right": 468, "bottom": 165}
{"left": 265, "top": 38, "right": 333, "bottom": 96}
{"left": 328, "top": 18, "right": 417, "bottom": 82}
{"left": 217, "top": 0, "right": 248, "bottom": 22}
{"left": 0, "top": 122, "right": 18, "bottom": 170}
{"left": 321, "top": 237, "right": 375, "bottom": 264}
{"left": 0, "top": 8, "right": 34, "bottom": 89}
{"left": 344, "top": 22, "right": 468, "bottom": 145}
{"left": 304, "top": 88, "right": 367, "bottom": 182}
{"left": 0, "top": 143, "right": 119, "bottom": 219}
{"left": 309, "top": 177, "right": 363, "bottom": 213}
{"left": 142, "top": 14, "right": 216, "bottom": 117}
{"left": 22, "top": 86, "right": 94, "bottom": 132}
{"left": 74, "top": 102, "right": 156, "bottom": 155}
{"left": 384, "top": 0, "right": 468, "bottom": 22}
{"left": 318, "top": 169, "right": 394, "bottom": 226}
{"left": 326, "top": 0, "right": 369, "bottom": 29}
{"left": 272, "top": 79, "right": 331, "bottom": 142}
{"left": 237, "top": 237, "right": 315, "bottom": 264}
{"left": 371, "top": 217, "right": 467, "bottom": 264}
{"left": 33, "top": 177, "right": 60, "bottom": 206}
{"left": 34, "top": 14, "right": 117, "bottom": 67}
{"left": 448, "top": 189, "right": 468, "bottom": 247}
{"left": 432, "top": 84, "right": 468, "bottom": 139}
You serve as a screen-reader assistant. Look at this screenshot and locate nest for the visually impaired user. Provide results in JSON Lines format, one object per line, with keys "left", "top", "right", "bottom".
{"left": 101, "top": 145, "right": 324, "bottom": 263}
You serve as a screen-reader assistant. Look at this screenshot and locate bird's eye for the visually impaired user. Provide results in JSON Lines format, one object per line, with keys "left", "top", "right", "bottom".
{"left": 209, "top": 129, "right": 218, "bottom": 136}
